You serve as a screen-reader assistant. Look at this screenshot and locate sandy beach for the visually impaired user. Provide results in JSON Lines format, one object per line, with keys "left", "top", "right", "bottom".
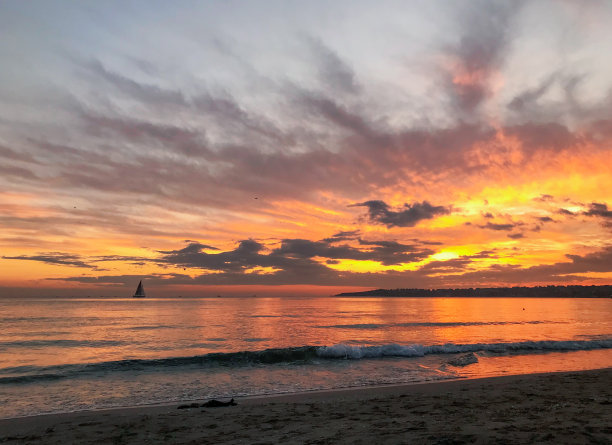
{"left": 1, "top": 368, "right": 610, "bottom": 444}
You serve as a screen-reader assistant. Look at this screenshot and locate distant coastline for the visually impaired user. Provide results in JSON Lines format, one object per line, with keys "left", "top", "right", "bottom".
{"left": 336, "top": 285, "right": 612, "bottom": 298}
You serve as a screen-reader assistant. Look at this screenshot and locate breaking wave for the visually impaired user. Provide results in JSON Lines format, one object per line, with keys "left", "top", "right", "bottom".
{"left": 1, "top": 339, "right": 610, "bottom": 385}
{"left": 315, "top": 339, "right": 612, "bottom": 358}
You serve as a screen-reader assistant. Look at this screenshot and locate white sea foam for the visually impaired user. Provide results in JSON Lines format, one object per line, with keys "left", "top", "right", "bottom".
{"left": 316, "top": 339, "right": 612, "bottom": 359}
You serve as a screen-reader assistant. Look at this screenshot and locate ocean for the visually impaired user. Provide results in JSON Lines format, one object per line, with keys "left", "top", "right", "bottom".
{"left": 1, "top": 296, "right": 611, "bottom": 419}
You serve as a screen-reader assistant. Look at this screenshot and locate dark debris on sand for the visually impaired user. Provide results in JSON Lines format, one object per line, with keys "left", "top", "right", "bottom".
{"left": 1, "top": 370, "right": 610, "bottom": 444}
{"left": 177, "top": 398, "right": 237, "bottom": 409}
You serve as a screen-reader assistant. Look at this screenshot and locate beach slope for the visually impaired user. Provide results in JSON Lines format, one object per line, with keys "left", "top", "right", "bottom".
{"left": 1, "top": 368, "right": 610, "bottom": 444}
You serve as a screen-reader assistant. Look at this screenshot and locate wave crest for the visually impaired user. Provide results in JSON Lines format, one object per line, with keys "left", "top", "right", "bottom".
{"left": 1, "top": 339, "right": 609, "bottom": 385}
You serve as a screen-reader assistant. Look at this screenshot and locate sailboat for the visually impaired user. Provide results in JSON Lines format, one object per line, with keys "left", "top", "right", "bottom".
{"left": 133, "top": 280, "right": 146, "bottom": 298}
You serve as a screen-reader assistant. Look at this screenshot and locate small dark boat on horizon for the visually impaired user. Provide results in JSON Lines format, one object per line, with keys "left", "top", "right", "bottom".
{"left": 133, "top": 280, "right": 146, "bottom": 298}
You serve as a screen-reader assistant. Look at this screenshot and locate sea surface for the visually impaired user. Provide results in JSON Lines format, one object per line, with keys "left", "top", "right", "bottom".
{"left": 1, "top": 296, "right": 611, "bottom": 419}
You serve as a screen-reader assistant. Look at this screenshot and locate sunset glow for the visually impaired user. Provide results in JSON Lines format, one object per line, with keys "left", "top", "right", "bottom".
{"left": 0, "top": 1, "right": 611, "bottom": 297}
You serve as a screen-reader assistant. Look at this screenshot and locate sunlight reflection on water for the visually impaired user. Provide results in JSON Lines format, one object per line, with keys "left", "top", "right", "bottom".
{"left": 0, "top": 296, "right": 610, "bottom": 418}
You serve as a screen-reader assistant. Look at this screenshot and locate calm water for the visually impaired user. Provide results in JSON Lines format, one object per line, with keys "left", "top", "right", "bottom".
{"left": 1, "top": 296, "right": 611, "bottom": 419}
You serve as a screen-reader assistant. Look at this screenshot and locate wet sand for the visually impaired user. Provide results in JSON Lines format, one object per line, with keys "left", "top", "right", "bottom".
{"left": 1, "top": 368, "right": 610, "bottom": 444}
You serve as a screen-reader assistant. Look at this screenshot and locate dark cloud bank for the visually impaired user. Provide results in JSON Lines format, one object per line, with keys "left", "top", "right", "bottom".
{"left": 22, "top": 238, "right": 612, "bottom": 288}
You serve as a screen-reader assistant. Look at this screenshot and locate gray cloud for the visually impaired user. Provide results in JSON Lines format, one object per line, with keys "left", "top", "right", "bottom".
{"left": 276, "top": 238, "right": 431, "bottom": 265}
{"left": 50, "top": 244, "right": 612, "bottom": 288}
{"left": 352, "top": 200, "right": 451, "bottom": 228}
{"left": 533, "top": 194, "right": 555, "bottom": 202}
{"left": 6, "top": 79, "right": 607, "bottom": 222}
{"left": 583, "top": 202, "right": 612, "bottom": 219}
{"left": 506, "top": 73, "right": 605, "bottom": 126}
{"left": 449, "top": 246, "right": 612, "bottom": 285}
{"left": 80, "top": 113, "right": 211, "bottom": 158}
{"left": 558, "top": 208, "right": 576, "bottom": 216}
{"left": 564, "top": 246, "right": 612, "bottom": 272}
{"left": 479, "top": 222, "right": 516, "bottom": 231}
{"left": 159, "top": 242, "right": 219, "bottom": 254}
{"left": 444, "top": 1, "right": 520, "bottom": 113}
{"left": 0, "top": 144, "right": 37, "bottom": 163}
{"left": 0, "top": 164, "right": 37, "bottom": 180}
{"left": 2, "top": 250, "right": 171, "bottom": 271}
{"left": 81, "top": 59, "right": 188, "bottom": 108}
{"left": 13, "top": 235, "right": 440, "bottom": 288}
{"left": 2, "top": 252, "right": 99, "bottom": 269}
{"left": 294, "top": 91, "right": 382, "bottom": 142}
{"left": 159, "top": 235, "right": 434, "bottom": 274}
{"left": 322, "top": 230, "right": 361, "bottom": 243}
{"left": 307, "top": 37, "right": 360, "bottom": 95}
{"left": 556, "top": 203, "right": 612, "bottom": 225}
{"left": 538, "top": 216, "right": 554, "bottom": 223}
{"left": 504, "top": 122, "right": 578, "bottom": 152}
{"left": 508, "top": 73, "right": 557, "bottom": 113}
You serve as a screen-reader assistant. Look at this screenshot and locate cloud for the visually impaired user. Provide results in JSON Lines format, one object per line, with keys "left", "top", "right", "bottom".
{"left": 295, "top": 91, "right": 382, "bottom": 142}
{"left": 479, "top": 222, "right": 516, "bottom": 231}
{"left": 9, "top": 79, "right": 604, "bottom": 220}
{"left": 2, "top": 251, "right": 167, "bottom": 271}
{"left": 555, "top": 203, "right": 612, "bottom": 226}
{"left": 506, "top": 73, "right": 604, "bottom": 126}
{"left": 322, "top": 230, "right": 361, "bottom": 243}
{"left": 2, "top": 253, "right": 99, "bottom": 269}
{"left": 78, "top": 59, "right": 291, "bottom": 149}
{"left": 417, "top": 257, "right": 473, "bottom": 274}
{"left": 44, "top": 244, "right": 612, "bottom": 289}
{"left": 81, "top": 59, "right": 187, "bottom": 108}
{"left": 307, "top": 37, "right": 360, "bottom": 94}
{"left": 2, "top": 2, "right": 612, "bottom": 294}
{"left": 159, "top": 242, "right": 219, "bottom": 253}
{"left": 159, "top": 235, "right": 434, "bottom": 274}
{"left": 582, "top": 202, "right": 612, "bottom": 228}
{"left": 17, "top": 235, "right": 439, "bottom": 287}
{"left": 563, "top": 246, "right": 612, "bottom": 273}
{"left": 533, "top": 194, "right": 555, "bottom": 202}
{"left": 352, "top": 200, "right": 451, "bottom": 228}
{"left": 0, "top": 165, "right": 37, "bottom": 180}
{"left": 558, "top": 208, "right": 576, "bottom": 216}
{"left": 504, "top": 122, "right": 578, "bottom": 152}
{"left": 443, "top": 1, "right": 521, "bottom": 113}
{"left": 81, "top": 113, "right": 211, "bottom": 158}
{"left": 583, "top": 202, "right": 612, "bottom": 219}
{"left": 0, "top": 144, "right": 39, "bottom": 180}
{"left": 159, "top": 239, "right": 269, "bottom": 272}
{"left": 0, "top": 144, "right": 37, "bottom": 163}
{"left": 274, "top": 238, "right": 431, "bottom": 265}
{"left": 508, "top": 73, "right": 557, "bottom": 113}
{"left": 451, "top": 246, "right": 612, "bottom": 284}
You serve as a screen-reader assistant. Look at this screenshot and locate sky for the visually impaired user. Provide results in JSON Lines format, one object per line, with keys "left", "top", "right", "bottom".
{"left": 1, "top": 0, "right": 611, "bottom": 297}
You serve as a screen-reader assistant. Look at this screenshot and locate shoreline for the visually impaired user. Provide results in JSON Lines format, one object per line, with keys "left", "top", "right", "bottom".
{"left": 1, "top": 366, "right": 606, "bottom": 421}
{"left": 2, "top": 367, "right": 610, "bottom": 443}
